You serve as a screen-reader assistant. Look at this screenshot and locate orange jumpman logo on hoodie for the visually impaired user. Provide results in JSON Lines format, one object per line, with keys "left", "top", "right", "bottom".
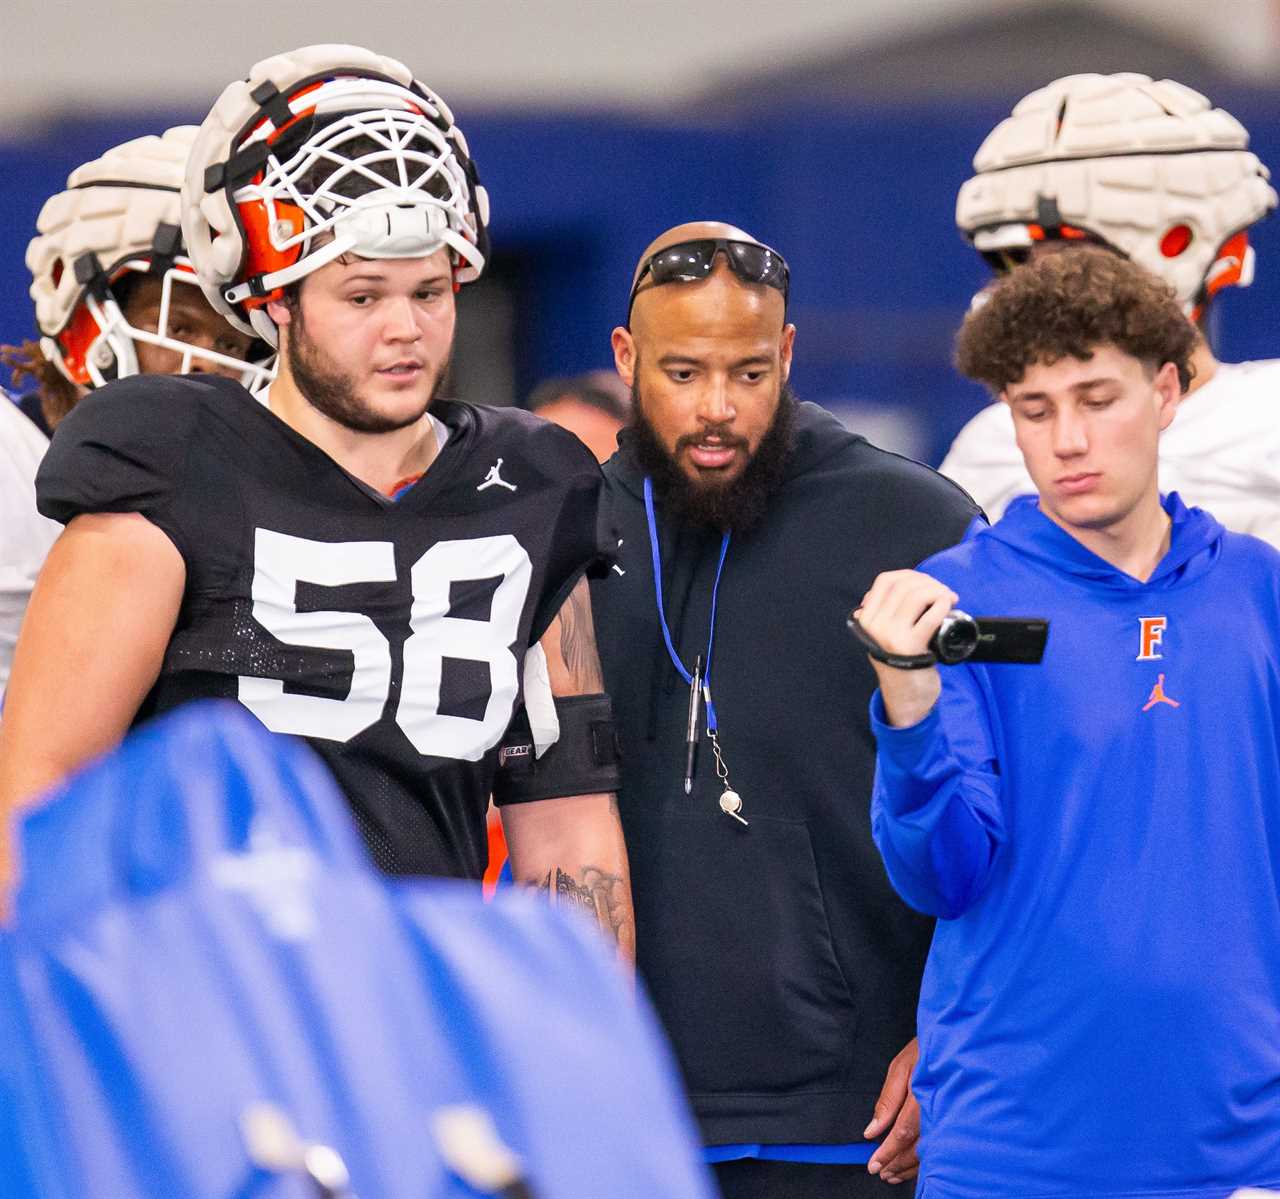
{"left": 1142, "top": 674, "right": 1181, "bottom": 712}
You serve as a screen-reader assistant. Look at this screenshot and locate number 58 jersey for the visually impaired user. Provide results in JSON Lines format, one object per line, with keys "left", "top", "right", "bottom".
{"left": 36, "top": 374, "right": 609, "bottom": 879}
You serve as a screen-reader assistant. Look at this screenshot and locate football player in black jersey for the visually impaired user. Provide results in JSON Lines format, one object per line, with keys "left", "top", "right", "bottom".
{"left": 0, "top": 45, "right": 634, "bottom": 955}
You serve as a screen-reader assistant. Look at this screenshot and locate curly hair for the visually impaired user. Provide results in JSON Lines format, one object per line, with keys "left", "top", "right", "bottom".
{"left": 955, "top": 246, "right": 1197, "bottom": 395}
{"left": 0, "top": 272, "right": 159, "bottom": 431}
{"left": 0, "top": 340, "right": 79, "bottom": 430}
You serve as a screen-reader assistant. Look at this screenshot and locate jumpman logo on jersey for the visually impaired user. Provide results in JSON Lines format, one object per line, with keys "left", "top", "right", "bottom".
{"left": 476, "top": 458, "right": 517, "bottom": 492}
{"left": 1142, "top": 673, "right": 1181, "bottom": 712}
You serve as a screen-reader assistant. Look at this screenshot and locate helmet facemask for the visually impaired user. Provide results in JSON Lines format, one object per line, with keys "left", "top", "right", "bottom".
{"left": 227, "top": 104, "right": 481, "bottom": 302}
{"left": 185, "top": 51, "right": 490, "bottom": 349}
{"left": 51, "top": 255, "right": 274, "bottom": 390}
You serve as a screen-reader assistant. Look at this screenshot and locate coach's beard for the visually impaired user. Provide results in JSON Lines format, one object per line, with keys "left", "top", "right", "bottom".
{"left": 286, "top": 311, "right": 448, "bottom": 435}
{"left": 628, "top": 383, "right": 797, "bottom": 532}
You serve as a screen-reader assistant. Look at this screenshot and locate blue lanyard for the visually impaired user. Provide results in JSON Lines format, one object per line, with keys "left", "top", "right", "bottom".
{"left": 643, "top": 477, "right": 730, "bottom": 731}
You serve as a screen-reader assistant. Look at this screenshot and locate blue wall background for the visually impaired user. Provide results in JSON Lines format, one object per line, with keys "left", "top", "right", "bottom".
{"left": 3, "top": 96, "right": 1277, "bottom": 465}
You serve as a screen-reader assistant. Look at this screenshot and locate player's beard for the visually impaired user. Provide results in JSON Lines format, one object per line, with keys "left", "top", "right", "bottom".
{"left": 627, "top": 383, "right": 797, "bottom": 532}
{"left": 286, "top": 308, "right": 449, "bottom": 435}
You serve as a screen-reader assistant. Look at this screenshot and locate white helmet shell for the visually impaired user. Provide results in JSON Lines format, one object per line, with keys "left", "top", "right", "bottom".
{"left": 956, "top": 73, "right": 1277, "bottom": 308}
{"left": 25, "top": 126, "right": 272, "bottom": 389}
{"left": 181, "top": 44, "right": 491, "bottom": 347}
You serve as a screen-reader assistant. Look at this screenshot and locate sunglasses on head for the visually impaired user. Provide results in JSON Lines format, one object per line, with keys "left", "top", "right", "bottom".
{"left": 627, "top": 238, "right": 790, "bottom": 319}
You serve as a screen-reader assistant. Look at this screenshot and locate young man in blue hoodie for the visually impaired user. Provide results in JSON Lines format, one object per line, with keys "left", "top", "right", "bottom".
{"left": 858, "top": 247, "right": 1280, "bottom": 1199}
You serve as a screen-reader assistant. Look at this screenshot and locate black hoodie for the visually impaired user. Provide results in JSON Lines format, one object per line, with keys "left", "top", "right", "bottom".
{"left": 590, "top": 401, "right": 980, "bottom": 1146}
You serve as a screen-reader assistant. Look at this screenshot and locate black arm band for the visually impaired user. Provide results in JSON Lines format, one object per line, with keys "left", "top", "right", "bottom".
{"left": 493, "top": 694, "right": 621, "bottom": 805}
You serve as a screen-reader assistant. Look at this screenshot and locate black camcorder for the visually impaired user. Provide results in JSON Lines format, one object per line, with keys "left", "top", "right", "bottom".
{"left": 847, "top": 609, "right": 1049, "bottom": 670}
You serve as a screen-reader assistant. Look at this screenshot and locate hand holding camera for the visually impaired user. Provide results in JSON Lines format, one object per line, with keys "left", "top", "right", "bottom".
{"left": 851, "top": 570, "right": 1048, "bottom": 728}
{"left": 852, "top": 571, "right": 962, "bottom": 669}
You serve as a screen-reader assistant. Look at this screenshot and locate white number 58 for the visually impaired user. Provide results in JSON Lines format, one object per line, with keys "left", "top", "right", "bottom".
{"left": 239, "top": 528, "right": 532, "bottom": 761}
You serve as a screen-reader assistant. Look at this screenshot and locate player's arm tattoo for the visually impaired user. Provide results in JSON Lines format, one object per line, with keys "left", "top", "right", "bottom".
{"left": 531, "top": 864, "right": 635, "bottom": 952}
{"left": 549, "top": 576, "right": 605, "bottom": 694}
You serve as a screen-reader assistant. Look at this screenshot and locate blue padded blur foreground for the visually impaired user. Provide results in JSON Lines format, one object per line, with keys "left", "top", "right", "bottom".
{"left": 0, "top": 701, "right": 713, "bottom": 1199}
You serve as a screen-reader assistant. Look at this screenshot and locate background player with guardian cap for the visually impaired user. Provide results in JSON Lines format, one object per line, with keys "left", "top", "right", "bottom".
{"left": 941, "top": 72, "right": 1280, "bottom": 543}
{"left": 6, "top": 125, "right": 270, "bottom": 430}
{"left": 0, "top": 46, "right": 634, "bottom": 953}
{"left": 0, "top": 127, "right": 269, "bottom": 694}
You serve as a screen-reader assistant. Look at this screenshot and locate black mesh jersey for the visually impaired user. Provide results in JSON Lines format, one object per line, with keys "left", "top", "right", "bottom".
{"left": 37, "top": 373, "right": 607, "bottom": 878}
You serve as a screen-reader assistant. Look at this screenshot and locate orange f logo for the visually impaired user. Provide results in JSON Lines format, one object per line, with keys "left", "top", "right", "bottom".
{"left": 1137, "top": 616, "right": 1166, "bottom": 661}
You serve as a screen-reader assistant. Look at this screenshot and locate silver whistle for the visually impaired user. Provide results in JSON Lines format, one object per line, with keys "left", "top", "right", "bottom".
{"left": 719, "top": 789, "right": 748, "bottom": 826}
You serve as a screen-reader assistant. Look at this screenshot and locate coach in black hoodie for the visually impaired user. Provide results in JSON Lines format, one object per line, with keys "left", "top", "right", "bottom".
{"left": 590, "top": 222, "right": 978, "bottom": 1199}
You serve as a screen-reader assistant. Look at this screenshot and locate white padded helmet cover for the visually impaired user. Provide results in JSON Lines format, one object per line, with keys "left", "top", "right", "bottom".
{"left": 27, "top": 126, "right": 197, "bottom": 337}
{"left": 956, "top": 73, "right": 1277, "bottom": 305}
{"left": 182, "top": 44, "right": 490, "bottom": 344}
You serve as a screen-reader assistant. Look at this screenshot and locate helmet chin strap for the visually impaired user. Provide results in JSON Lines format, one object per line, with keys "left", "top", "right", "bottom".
{"left": 1205, "top": 241, "right": 1256, "bottom": 291}
{"left": 1191, "top": 236, "right": 1257, "bottom": 324}
{"left": 223, "top": 194, "right": 455, "bottom": 306}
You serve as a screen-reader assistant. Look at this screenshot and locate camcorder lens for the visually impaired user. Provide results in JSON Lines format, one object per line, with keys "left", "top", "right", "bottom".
{"left": 931, "top": 613, "right": 980, "bottom": 665}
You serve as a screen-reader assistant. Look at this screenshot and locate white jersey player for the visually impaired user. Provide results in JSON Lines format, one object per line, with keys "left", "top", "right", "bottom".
{"left": 0, "top": 128, "right": 270, "bottom": 694}
{"left": 0, "top": 395, "right": 59, "bottom": 695}
{"left": 942, "top": 73, "right": 1280, "bottom": 545}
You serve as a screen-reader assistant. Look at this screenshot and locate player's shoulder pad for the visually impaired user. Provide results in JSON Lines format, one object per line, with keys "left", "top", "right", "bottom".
{"left": 950, "top": 399, "right": 1014, "bottom": 442}
{"left": 35, "top": 374, "right": 242, "bottom": 526}
{"left": 941, "top": 400, "right": 1020, "bottom": 466}
{"left": 455, "top": 402, "right": 603, "bottom": 494}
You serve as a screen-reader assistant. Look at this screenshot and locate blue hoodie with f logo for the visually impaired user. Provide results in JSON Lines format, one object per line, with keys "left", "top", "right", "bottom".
{"left": 871, "top": 493, "right": 1280, "bottom": 1199}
